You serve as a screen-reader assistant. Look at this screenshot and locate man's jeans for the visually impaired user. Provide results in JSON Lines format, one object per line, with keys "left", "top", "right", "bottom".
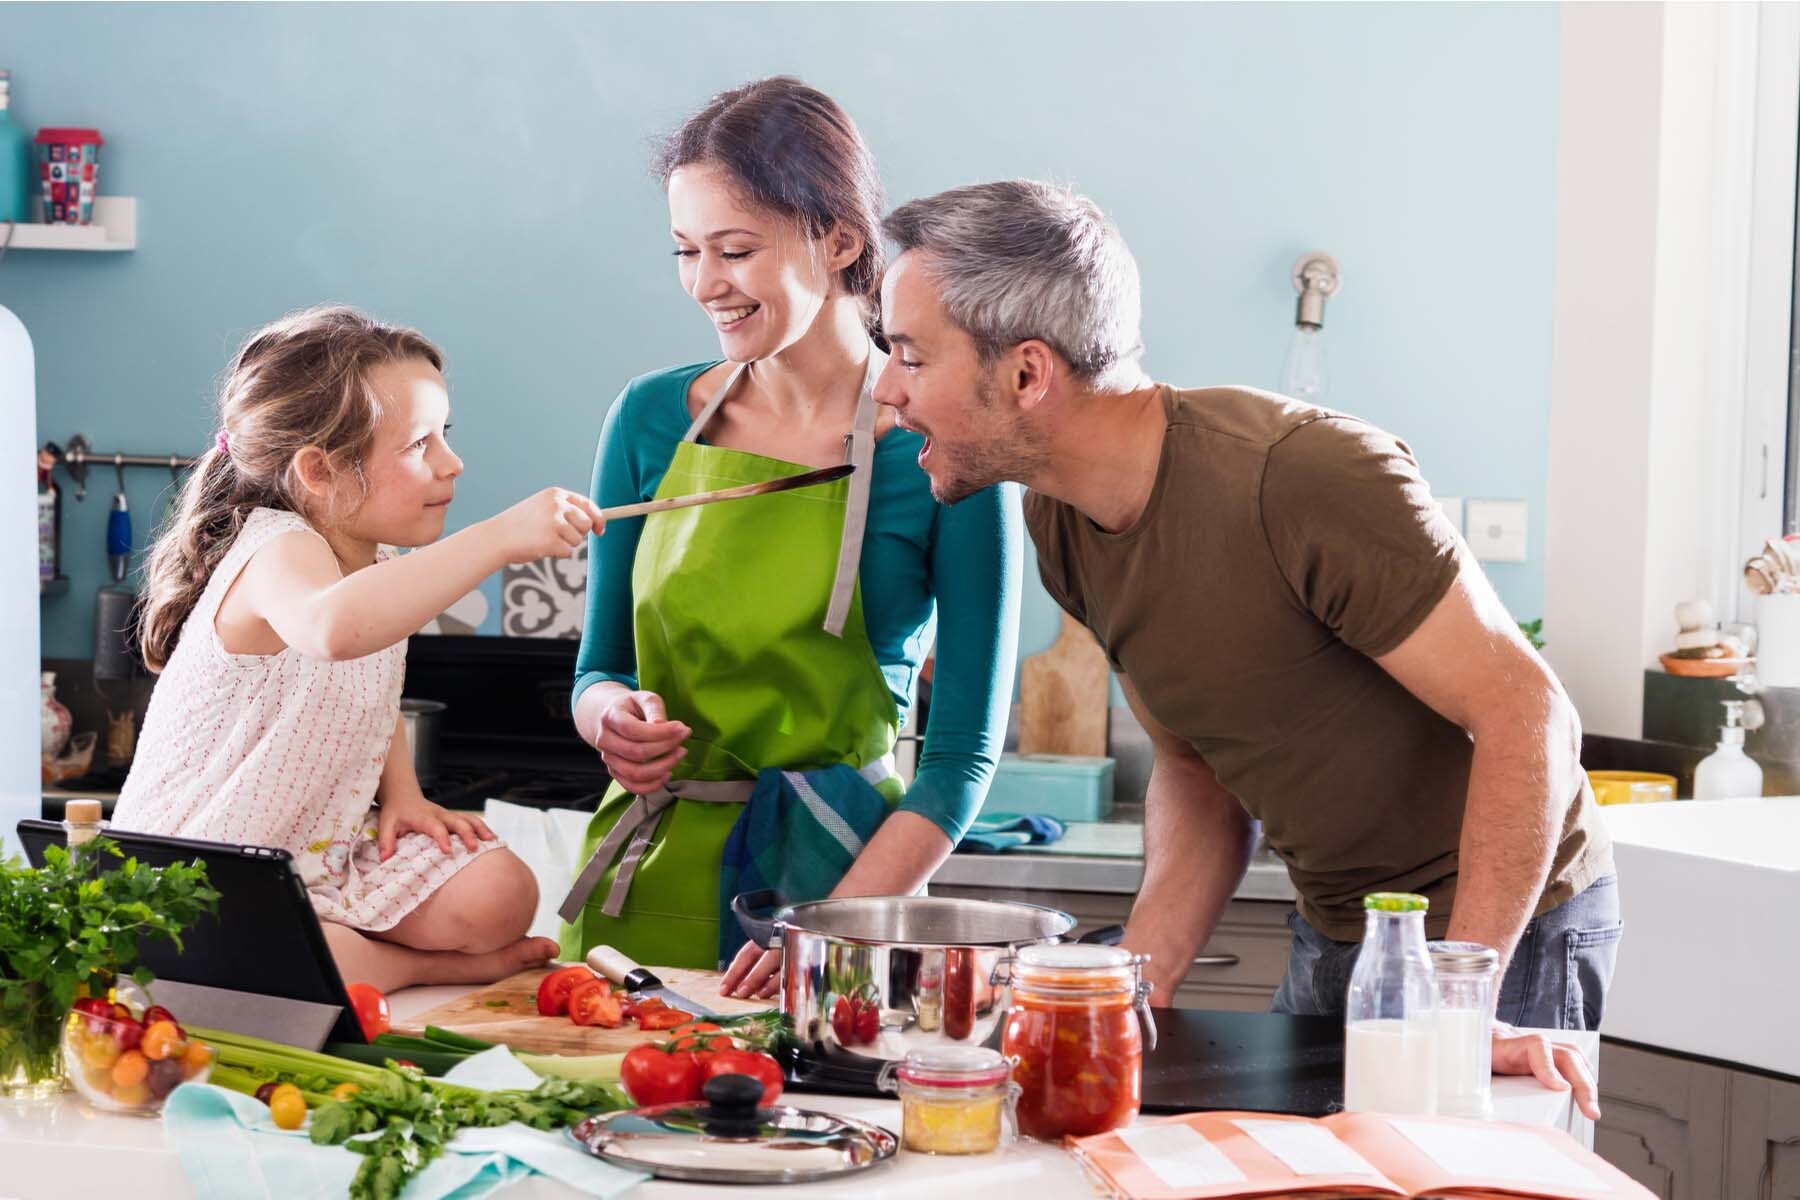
{"left": 1270, "top": 875, "right": 1622, "bottom": 1030}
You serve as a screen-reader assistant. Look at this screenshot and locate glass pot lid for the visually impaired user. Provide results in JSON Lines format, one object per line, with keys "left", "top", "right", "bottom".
{"left": 565, "top": 1073, "right": 899, "bottom": 1185}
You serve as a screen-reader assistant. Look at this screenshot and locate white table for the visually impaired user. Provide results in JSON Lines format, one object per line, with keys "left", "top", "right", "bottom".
{"left": 0, "top": 983, "right": 1596, "bottom": 1200}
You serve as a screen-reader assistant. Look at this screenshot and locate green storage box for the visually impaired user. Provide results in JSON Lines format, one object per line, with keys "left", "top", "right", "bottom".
{"left": 984, "top": 753, "right": 1115, "bottom": 822}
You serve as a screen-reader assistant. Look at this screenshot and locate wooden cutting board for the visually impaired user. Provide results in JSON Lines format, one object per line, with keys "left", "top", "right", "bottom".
{"left": 393, "top": 966, "right": 768, "bottom": 1056}
{"left": 1018, "top": 610, "right": 1111, "bottom": 756}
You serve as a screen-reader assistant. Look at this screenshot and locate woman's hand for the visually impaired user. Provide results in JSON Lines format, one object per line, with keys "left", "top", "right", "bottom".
{"left": 720, "top": 941, "right": 783, "bottom": 999}
{"left": 377, "top": 793, "right": 496, "bottom": 862}
{"left": 593, "top": 690, "right": 690, "bottom": 794}
{"left": 482, "top": 488, "right": 606, "bottom": 565}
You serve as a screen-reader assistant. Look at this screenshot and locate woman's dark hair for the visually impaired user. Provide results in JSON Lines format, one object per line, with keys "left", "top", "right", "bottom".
{"left": 656, "top": 76, "right": 885, "bottom": 331}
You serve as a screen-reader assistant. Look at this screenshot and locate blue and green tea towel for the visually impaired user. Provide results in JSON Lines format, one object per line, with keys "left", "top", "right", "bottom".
{"left": 959, "top": 812, "right": 1066, "bottom": 854}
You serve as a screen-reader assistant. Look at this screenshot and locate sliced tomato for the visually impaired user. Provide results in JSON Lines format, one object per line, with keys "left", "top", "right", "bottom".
{"left": 536, "top": 965, "right": 600, "bottom": 1017}
{"left": 636, "top": 1006, "right": 693, "bottom": 1031}
{"left": 569, "top": 978, "right": 625, "bottom": 1028}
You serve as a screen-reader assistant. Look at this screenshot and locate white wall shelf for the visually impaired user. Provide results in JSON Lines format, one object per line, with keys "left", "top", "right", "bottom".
{"left": 4, "top": 196, "right": 136, "bottom": 252}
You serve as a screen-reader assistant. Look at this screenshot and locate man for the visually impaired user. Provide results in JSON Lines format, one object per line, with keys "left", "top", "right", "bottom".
{"left": 873, "top": 180, "right": 1616, "bottom": 1117}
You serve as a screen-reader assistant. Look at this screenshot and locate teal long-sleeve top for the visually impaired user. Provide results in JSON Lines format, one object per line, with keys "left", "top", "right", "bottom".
{"left": 573, "top": 361, "right": 1023, "bottom": 845}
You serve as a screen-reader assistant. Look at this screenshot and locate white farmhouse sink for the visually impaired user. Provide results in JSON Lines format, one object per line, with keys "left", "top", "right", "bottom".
{"left": 1600, "top": 797, "right": 1800, "bottom": 1076}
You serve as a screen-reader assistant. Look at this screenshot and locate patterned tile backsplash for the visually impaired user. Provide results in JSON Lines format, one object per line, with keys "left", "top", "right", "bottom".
{"left": 500, "top": 545, "right": 588, "bottom": 639}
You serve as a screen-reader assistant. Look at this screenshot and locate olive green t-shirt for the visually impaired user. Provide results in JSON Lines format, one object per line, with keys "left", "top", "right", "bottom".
{"left": 1025, "top": 386, "right": 1611, "bottom": 941}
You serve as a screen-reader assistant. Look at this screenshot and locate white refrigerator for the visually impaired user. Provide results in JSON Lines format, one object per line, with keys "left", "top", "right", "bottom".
{"left": 1, "top": 305, "right": 42, "bottom": 860}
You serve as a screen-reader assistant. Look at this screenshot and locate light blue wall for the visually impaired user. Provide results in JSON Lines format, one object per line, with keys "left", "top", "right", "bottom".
{"left": 4, "top": 1, "right": 1559, "bottom": 667}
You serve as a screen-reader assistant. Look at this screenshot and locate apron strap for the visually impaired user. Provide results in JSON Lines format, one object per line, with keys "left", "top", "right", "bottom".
{"left": 682, "top": 361, "right": 748, "bottom": 443}
{"left": 557, "top": 752, "right": 897, "bottom": 924}
{"left": 678, "top": 349, "right": 887, "bottom": 637}
{"left": 556, "top": 777, "right": 755, "bottom": 922}
{"left": 823, "top": 351, "right": 884, "bottom": 637}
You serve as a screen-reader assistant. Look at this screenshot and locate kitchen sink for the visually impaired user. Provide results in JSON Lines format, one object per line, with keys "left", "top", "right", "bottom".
{"left": 1599, "top": 797, "right": 1800, "bottom": 1075}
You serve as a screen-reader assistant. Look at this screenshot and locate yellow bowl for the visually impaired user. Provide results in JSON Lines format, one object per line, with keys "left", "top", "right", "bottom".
{"left": 1587, "top": 770, "right": 1677, "bottom": 806}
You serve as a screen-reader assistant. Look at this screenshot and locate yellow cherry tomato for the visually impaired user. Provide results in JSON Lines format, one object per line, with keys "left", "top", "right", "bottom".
{"left": 111, "top": 1050, "right": 149, "bottom": 1088}
{"left": 269, "top": 1083, "right": 307, "bottom": 1130}
{"left": 140, "top": 1020, "right": 183, "bottom": 1061}
{"left": 82, "top": 1034, "right": 120, "bottom": 1070}
{"left": 181, "top": 1041, "right": 213, "bottom": 1077}
{"left": 330, "top": 1082, "right": 360, "bottom": 1101}
{"left": 112, "top": 1082, "right": 152, "bottom": 1107}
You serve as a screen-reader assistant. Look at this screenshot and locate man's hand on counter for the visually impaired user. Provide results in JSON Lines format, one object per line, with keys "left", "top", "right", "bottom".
{"left": 1491, "top": 1022, "right": 1601, "bottom": 1120}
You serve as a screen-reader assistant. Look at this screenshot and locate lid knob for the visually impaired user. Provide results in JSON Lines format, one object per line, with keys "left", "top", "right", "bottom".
{"left": 701, "top": 1073, "right": 765, "bottom": 1136}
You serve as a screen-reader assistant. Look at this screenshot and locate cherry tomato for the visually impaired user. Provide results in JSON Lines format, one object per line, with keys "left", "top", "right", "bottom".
{"left": 536, "top": 966, "right": 600, "bottom": 1017}
{"left": 636, "top": 1006, "right": 693, "bottom": 1031}
{"left": 620, "top": 1044, "right": 704, "bottom": 1106}
{"left": 141, "top": 1019, "right": 184, "bottom": 1062}
{"left": 72, "top": 997, "right": 111, "bottom": 1036}
{"left": 331, "top": 1082, "right": 361, "bottom": 1101}
{"left": 269, "top": 1083, "right": 307, "bottom": 1130}
{"left": 854, "top": 998, "right": 879, "bottom": 1044}
{"left": 831, "top": 994, "right": 858, "bottom": 1045}
{"left": 111, "top": 1015, "right": 144, "bottom": 1053}
{"left": 666, "top": 1022, "right": 729, "bottom": 1054}
{"left": 344, "top": 983, "right": 390, "bottom": 1041}
{"left": 142, "top": 1004, "right": 178, "bottom": 1030}
{"left": 181, "top": 1041, "right": 213, "bottom": 1078}
{"left": 704, "top": 1049, "right": 785, "bottom": 1106}
{"left": 254, "top": 1081, "right": 279, "bottom": 1105}
{"left": 568, "top": 978, "right": 625, "bottom": 1027}
{"left": 111, "top": 1049, "right": 149, "bottom": 1088}
{"left": 392, "top": 1060, "right": 419, "bottom": 1071}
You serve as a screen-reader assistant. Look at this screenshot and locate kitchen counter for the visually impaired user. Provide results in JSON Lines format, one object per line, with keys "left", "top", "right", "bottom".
{"left": 0, "top": 981, "right": 1594, "bottom": 1199}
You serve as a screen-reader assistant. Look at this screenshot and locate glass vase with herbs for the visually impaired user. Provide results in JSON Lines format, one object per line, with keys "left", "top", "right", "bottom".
{"left": 0, "top": 822, "right": 217, "bottom": 1100}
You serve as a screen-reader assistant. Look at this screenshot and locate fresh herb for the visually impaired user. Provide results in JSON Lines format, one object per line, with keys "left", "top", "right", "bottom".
{"left": 482, "top": 999, "right": 510, "bottom": 1010}
{"left": 195, "top": 1025, "right": 628, "bottom": 1200}
{"left": 0, "top": 838, "right": 217, "bottom": 1085}
{"left": 1520, "top": 618, "right": 1546, "bottom": 650}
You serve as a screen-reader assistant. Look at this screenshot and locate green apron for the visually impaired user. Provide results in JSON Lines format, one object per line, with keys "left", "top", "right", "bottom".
{"left": 557, "top": 350, "right": 900, "bottom": 968}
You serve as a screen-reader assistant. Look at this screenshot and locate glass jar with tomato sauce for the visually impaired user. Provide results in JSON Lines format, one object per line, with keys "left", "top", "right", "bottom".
{"left": 999, "top": 943, "right": 1154, "bottom": 1141}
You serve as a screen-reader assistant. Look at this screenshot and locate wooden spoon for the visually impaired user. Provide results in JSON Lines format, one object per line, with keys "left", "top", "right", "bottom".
{"left": 598, "top": 463, "right": 854, "bottom": 521}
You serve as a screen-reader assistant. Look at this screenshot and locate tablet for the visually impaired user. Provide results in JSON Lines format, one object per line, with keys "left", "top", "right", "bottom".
{"left": 15, "top": 820, "right": 364, "bottom": 1047}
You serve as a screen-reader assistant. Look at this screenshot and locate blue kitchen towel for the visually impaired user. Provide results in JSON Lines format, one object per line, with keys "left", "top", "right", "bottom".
{"left": 958, "top": 812, "right": 1066, "bottom": 854}
{"left": 162, "top": 1083, "right": 645, "bottom": 1200}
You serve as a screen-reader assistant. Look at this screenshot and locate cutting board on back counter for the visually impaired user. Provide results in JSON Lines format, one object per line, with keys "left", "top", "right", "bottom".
{"left": 1018, "top": 611, "right": 1110, "bottom": 756}
{"left": 392, "top": 966, "right": 768, "bottom": 1056}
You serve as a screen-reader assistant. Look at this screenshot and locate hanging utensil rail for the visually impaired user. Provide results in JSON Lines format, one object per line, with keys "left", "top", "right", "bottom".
{"left": 44, "top": 433, "right": 199, "bottom": 500}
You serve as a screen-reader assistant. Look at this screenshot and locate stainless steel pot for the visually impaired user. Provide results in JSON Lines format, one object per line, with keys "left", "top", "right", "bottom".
{"left": 399, "top": 698, "right": 445, "bottom": 785}
{"left": 733, "top": 890, "right": 1118, "bottom": 1071}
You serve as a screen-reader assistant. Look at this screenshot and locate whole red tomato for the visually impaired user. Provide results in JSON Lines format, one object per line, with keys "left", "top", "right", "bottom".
{"left": 831, "top": 994, "right": 858, "bottom": 1045}
{"left": 853, "top": 997, "right": 879, "bottom": 1044}
{"left": 620, "top": 1044, "right": 704, "bottom": 1106}
{"left": 345, "top": 982, "right": 390, "bottom": 1041}
{"left": 704, "top": 1049, "right": 785, "bottom": 1106}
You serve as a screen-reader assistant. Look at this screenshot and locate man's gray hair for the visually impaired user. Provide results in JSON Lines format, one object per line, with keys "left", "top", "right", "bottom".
{"left": 882, "top": 180, "right": 1144, "bottom": 390}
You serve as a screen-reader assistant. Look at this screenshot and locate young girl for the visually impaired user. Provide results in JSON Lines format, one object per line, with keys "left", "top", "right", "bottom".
{"left": 113, "top": 305, "right": 605, "bottom": 994}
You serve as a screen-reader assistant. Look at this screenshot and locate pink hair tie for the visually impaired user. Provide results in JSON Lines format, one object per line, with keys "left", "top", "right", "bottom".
{"left": 215, "top": 431, "right": 230, "bottom": 457}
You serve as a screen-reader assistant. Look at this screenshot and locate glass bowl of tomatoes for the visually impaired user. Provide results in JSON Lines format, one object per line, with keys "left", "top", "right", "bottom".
{"left": 63, "top": 993, "right": 213, "bottom": 1116}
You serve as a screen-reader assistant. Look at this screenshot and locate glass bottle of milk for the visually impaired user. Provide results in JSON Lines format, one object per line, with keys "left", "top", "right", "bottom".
{"left": 1344, "top": 892, "right": 1438, "bottom": 1115}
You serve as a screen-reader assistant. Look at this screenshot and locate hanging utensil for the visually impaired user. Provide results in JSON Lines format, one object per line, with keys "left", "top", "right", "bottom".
{"left": 598, "top": 463, "right": 853, "bottom": 522}
{"left": 105, "top": 455, "right": 131, "bottom": 583}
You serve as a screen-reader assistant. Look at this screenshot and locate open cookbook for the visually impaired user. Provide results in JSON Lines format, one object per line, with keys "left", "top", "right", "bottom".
{"left": 1068, "top": 1111, "right": 1653, "bottom": 1200}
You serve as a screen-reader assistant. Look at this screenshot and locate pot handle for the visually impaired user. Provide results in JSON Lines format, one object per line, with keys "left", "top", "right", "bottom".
{"left": 730, "top": 888, "right": 788, "bottom": 950}
{"left": 1076, "top": 924, "right": 1125, "bottom": 946}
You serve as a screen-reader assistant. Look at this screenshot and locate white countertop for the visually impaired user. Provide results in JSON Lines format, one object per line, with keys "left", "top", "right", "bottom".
{"left": 0, "top": 982, "right": 1594, "bottom": 1199}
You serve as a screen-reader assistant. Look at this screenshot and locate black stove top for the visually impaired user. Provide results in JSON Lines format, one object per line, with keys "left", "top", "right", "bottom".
{"left": 405, "top": 634, "right": 613, "bottom": 811}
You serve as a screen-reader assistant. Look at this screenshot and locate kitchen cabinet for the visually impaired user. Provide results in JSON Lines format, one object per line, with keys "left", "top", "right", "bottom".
{"left": 1595, "top": 1039, "right": 1800, "bottom": 1200}
{"left": 1593, "top": 1040, "right": 1730, "bottom": 1199}
{"left": 930, "top": 882, "right": 1293, "bottom": 1010}
{"left": 1724, "top": 1066, "right": 1800, "bottom": 1198}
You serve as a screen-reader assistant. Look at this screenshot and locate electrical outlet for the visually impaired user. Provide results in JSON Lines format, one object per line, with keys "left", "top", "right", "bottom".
{"left": 1465, "top": 500, "right": 1528, "bottom": 562}
{"left": 1437, "top": 497, "right": 1464, "bottom": 533}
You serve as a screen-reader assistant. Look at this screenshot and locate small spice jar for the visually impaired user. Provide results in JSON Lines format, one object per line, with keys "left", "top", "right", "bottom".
{"left": 1000, "top": 943, "right": 1154, "bottom": 1141}
{"left": 878, "top": 1045, "right": 1015, "bottom": 1155}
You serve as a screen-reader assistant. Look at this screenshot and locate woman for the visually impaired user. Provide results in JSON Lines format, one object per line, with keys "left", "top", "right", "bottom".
{"left": 557, "top": 77, "right": 1022, "bottom": 998}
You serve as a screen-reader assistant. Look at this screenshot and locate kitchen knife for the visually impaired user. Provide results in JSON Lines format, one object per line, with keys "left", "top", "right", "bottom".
{"left": 586, "top": 945, "right": 721, "bottom": 1018}
{"left": 598, "top": 462, "right": 852, "bottom": 522}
